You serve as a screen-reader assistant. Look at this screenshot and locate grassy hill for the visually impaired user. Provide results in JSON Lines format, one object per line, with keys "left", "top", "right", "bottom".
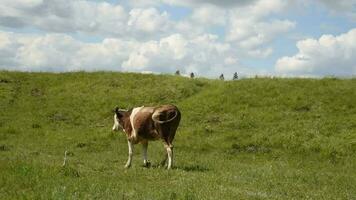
{"left": 1, "top": 71, "right": 356, "bottom": 199}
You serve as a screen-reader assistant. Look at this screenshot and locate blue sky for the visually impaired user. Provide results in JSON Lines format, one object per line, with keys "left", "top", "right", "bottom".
{"left": 0, "top": 0, "right": 355, "bottom": 77}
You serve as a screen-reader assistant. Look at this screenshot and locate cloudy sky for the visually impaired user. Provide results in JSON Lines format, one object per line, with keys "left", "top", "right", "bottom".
{"left": 0, "top": 0, "right": 355, "bottom": 77}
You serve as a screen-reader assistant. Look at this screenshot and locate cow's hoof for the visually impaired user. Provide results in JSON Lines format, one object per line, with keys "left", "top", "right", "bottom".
{"left": 143, "top": 161, "right": 151, "bottom": 168}
{"left": 124, "top": 164, "right": 131, "bottom": 169}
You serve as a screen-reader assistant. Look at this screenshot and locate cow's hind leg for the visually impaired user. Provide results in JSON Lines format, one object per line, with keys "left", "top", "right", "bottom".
{"left": 166, "top": 121, "right": 178, "bottom": 170}
{"left": 165, "top": 144, "right": 174, "bottom": 170}
{"left": 125, "top": 140, "right": 133, "bottom": 168}
{"left": 142, "top": 141, "right": 151, "bottom": 167}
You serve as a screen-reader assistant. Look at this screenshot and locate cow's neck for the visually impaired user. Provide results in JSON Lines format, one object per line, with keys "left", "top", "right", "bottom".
{"left": 122, "top": 111, "right": 133, "bottom": 138}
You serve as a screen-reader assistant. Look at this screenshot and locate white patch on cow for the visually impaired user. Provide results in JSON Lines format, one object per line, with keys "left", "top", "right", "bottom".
{"left": 130, "top": 106, "right": 144, "bottom": 139}
{"left": 140, "top": 107, "right": 154, "bottom": 113}
{"left": 112, "top": 113, "right": 119, "bottom": 131}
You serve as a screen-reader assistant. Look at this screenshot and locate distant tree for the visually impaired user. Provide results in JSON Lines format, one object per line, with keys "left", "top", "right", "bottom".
{"left": 175, "top": 70, "right": 180, "bottom": 75}
{"left": 190, "top": 72, "right": 195, "bottom": 79}
{"left": 219, "top": 74, "right": 224, "bottom": 80}
{"left": 233, "top": 72, "right": 238, "bottom": 80}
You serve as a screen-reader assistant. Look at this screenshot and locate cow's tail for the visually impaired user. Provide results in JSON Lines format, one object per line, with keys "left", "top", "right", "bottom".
{"left": 152, "top": 109, "right": 178, "bottom": 124}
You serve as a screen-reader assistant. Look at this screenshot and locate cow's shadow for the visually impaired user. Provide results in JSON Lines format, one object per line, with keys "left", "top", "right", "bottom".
{"left": 147, "top": 164, "right": 209, "bottom": 172}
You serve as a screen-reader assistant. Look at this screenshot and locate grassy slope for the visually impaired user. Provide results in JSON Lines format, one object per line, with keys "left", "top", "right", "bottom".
{"left": 0, "top": 71, "right": 355, "bottom": 199}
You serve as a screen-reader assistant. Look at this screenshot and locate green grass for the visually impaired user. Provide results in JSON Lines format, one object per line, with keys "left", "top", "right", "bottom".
{"left": 0, "top": 71, "right": 355, "bottom": 199}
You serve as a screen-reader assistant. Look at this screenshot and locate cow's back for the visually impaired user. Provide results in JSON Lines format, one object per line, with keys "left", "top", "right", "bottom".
{"left": 130, "top": 105, "right": 181, "bottom": 143}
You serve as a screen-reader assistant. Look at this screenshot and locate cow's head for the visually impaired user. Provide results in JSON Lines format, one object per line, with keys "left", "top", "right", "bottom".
{"left": 112, "top": 107, "right": 127, "bottom": 131}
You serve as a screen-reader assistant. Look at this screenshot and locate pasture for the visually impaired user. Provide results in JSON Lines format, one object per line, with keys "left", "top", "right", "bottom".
{"left": 0, "top": 71, "right": 356, "bottom": 199}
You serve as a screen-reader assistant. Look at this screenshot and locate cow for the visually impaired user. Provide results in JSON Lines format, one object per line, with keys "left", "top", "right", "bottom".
{"left": 112, "top": 104, "right": 181, "bottom": 169}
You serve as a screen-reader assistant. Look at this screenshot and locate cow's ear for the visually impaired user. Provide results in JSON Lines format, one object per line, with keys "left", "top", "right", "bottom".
{"left": 114, "top": 107, "right": 124, "bottom": 118}
{"left": 114, "top": 107, "right": 122, "bottom": 117}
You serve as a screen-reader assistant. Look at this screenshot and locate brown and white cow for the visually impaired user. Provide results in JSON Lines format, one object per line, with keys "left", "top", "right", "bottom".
{"left": 112, "top": 104, "right": 181, "bottom": 169}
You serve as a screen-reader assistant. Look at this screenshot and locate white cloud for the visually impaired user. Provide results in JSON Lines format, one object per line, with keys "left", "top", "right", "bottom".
{"left": 0, "top": 0, "right": 353, "bottom": 77}
{"left": 275, "top": 29, "right": 356, "bottom": 76}
{"left": 128, "top": 7, "right": 170, "bottom": 34}
{"left": 126, "top": 0, "right": 160, "bottom": 7}
{"left": 14, "top": 0, "right": 124, "bottom": 32}
{"left": 0, "top": 31, "right": 136, "bottom": 71}
{"left": 161, "top": 0, "right": 258, "bottom": 8}
{"left": 123, "top": 33, "right": 241, "bottom": 76}
{"left": 0, "top": 0, "right": 175, "bottom": 39}
{"left": 191, "top": 5, "right": 226, "bottom": 26}
{"left": 0, "top": 0, "right": 295, "bottom": 43}
{"left": 247, "top": 48, "right": 273, "bottom": 58}
{"left": 72, "top": 38, "right": 138, "bottom": 71}
{"left": 17, "top": 34, "right": 80, "bottom": 71}
{"left": 226, "top": 0, "right": 295, "bottom": 58}
{"left": 0, "top": 31, "right": 245, "bottom": 77}
{"left": 0, "top": 31, "right": 21, "bottom": 67}
{"left": 289, "top": 0, "right": 356, "bottom": 21}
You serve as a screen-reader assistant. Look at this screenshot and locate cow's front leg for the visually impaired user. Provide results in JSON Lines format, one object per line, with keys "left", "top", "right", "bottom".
{"left": 142, "top": 142, "right": 151, "bottom": 167}
{"left": 125, "top": 140, "right": 133, "bottom": 168}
